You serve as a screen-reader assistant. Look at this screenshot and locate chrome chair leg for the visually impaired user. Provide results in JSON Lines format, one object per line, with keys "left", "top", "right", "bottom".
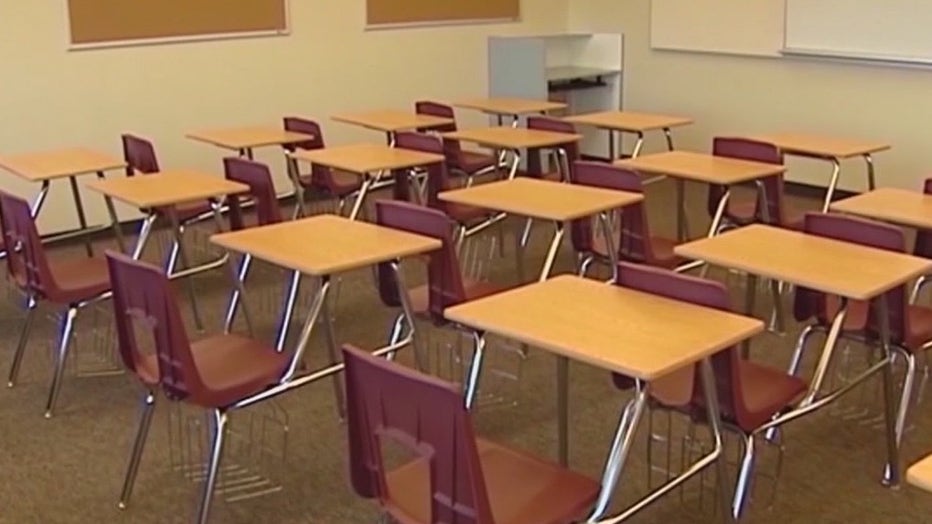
{"left": 118, "top": 391, "right": 156, "bottom": 509}
{"left": 577, "top": 255, "right": 595, "bottom": 278}
{"left": 8, "top": 296, "right": 37, "bottom": 387}
{"left": 45, "top": 306, "right": 78, "bottom": 418}
{"left": 196, "top": 409, "right": 229, "bottom": 524}
{"left": 385, "top": 313, "right": 406, "bottom": 361}
{"left": 732, "top": 433, "right": 756, "bottom": 520}
{"left": 894, "top": 349, "right": 917, "bottom": 444}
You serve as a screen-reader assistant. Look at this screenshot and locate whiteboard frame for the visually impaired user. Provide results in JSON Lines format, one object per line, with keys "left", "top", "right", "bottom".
{"left": 66, "top": 0, "right": 291, "bottom": 51}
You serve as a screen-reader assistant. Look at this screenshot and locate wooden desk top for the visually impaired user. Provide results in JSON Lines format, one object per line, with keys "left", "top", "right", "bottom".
{"left": 289, "top": 143, "right": 442, "bottom": 174}
{"left": 907, "top": 453, "right": 932, "bottom": 493}
{"left": 85, "top": 170, "right": 247, "bottom": 209}
{"left": 0, "top": 148, "right": 125, "bottom": 182}
{"left": 186, "top": 126, "right": 313, "bottom": 151}
{"left": 453, "top": 97, "right": 567, "bottom": 116}
{"left": 615, "top": 150, "right": 785, "bottom": 185}
{"left": 675, "top": 225, "right": 932, "bottom": 300}
{"left": 443, "top": 127, "right": 581, "bottom": 150}
{"left": 439, "top": 178, "right": 642, "bottom": 221}
{"left": 445, "top": 275, "right": 763, "bottom": 380}
{"left": 830, "top": 188, "right": 932, "bottom": 230}
{"left": 331, "top": 110, "right": 453, "bottom": 133}
{"left": 210, "top": 214, "right": 441, "bottom": 276}
{"left": 564, "top": 111, "right": 694, "bottom": 132}
{"left": 751, "top": 133, "right": 890, "bottom": 159}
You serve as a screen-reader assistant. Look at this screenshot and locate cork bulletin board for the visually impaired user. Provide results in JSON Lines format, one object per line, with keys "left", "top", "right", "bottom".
{"left": 366, "top": 0, "right": 520, "bottom": 27}
{"left": 67, "top": 0, "right": 288, "bottom": 47}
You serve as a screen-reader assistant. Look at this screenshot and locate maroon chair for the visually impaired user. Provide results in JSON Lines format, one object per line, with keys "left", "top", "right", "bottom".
{"left": 571, "top": 161, "right": 687, "bottom": 276}
{"left": 106, "top": 251, "right": 290, "bottom": 524}
{"left": 709, "top": 137, "right": 803, "bottom": 232}
{"left": 612, "top": 262, "right": 806, "bottom": 518}
{"left": 910, "top": 177, "right": 932, "bottom": 302}
{"left": 342, "top": 343, "right": 600, "bottom": 523}
{"left": 525, "top": 116, "right": 580, "bottom": 182}
{"left": 0, "top": 191, "right": 113, "bottom": 417}
{"left": 415, "top": 100, "right": 497, "bottom": 183}
{"left": 789, "top": 212, "right": 932, "bottom": 456}
{"left": 394, "top": 132, "right": 495, "bottom": 246}
{"left": 282, "top": 117, "right": 363, "bottom": 217}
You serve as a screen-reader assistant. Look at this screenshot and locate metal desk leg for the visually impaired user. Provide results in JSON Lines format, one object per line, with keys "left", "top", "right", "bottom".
{"left": 286, "top": 156, "right": 308, "bottom": 219}
{"left": 557, "top": 355, "right": 569, "bottom": 467}
{"left": 348, "top": 175, "right": 374, "bottom": 221}
{"left": 822, "top": 159, "right": 842, "bottom": 213}
{"left": 631, "top": 132, "right": 645, "bottom": 158}
{"left": 210, "top": 200, "right": 254, "bottom": 336}
{"left": 281, "top": 275, "right": 331, "bottom": 383}
{"left": 223, "top": 253, "right": 252, "bottom": 334}
{"left": 597, "top": 211, "right": 618, "bottom": 282}
{"left": 130, "top": 213, "right": 157, "bottom": 260}
{"left": 699, "top": 358, "right": 736, "bottom": 524}
{"left": 275, "top": 269, "right": 302, "bottom": 352}
{"left": 864, "top": 154, "right": 877, "bottom": 191}
{"left": 506, "top": 149, "right": 521, "bottom": 180}
{"left": 321, "top": 288, "right": 346, "bottom": 420}
{"left": 608, "top": 130, "right": 616, "bottom": 161}
{"left": 463, "top": 331, "right": 487, "bottom": 410}
{"left": 67, "top": 176, "right": 94, "bottom": 257}
{"left": 30, "top": 181, "right": 50, "bottom": 218}
{"left": 98, "top": 173, "right": 126, "bottom": 253}
{"left": 166, "top": 216, "right": 204, "bottom": 332}
{"left": 515, "top": 216, "right": 534, "bottom": 283}
{"left": 538, "top": 222, "right": 565, "bottom": 281}
{"left": 663, "top": 127, "right": 675, "bottom": 152}
{"left": 754, "top": 180, "right": 785, "bottom": 334}
{"left": 801, "top": 299, "right": 848, "bottom": 406}
{"left": 877, "top": 295, "right": 902, "bottom": 487}
{"left": 741, "top": 273, "right": 759, "bottom": 358}
{"left": 675, "top": 178, "right": 688, "bottom": 241}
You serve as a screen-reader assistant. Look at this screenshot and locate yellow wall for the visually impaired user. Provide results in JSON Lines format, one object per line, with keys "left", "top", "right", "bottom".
{"left": 570, "top": 0, "right": 932, "bottom": 192}
{"left": 0, "top": 0, "right": 567, "bottom": 233}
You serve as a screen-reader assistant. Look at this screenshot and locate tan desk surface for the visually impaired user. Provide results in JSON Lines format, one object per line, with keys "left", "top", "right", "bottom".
{"left": 453, "top": 97, "right": 567, "bottom": 116}
{"left": 675, "top": 224, "right": 932, "bottom": 300}
{"left": 751, "top": 133, "right": 891, "bottom": 159}
{"left": 210, "top": 214, "right": 441, "bottom": 276}
{"left": 0, "top": 148, "right": 125, "bottom": 182}
{"left": 564, "top": 111, "right": 694, "bottom": 133}
{"left": 85, "top": 170, "right": 247, "bottom": 209}
{"left": 186, "top": 126, "right": 313, "bottom": 151}
{"left": 289, "top": 143, "right": 443, "bottom": 174}
{"left": 830, "top": 188, "right": 932, "bottom": 230}
{"left": 907, "top": 453, "right": 932, "bottom": 493}
{"left": 439, "top": 177, "right": 642, "bottom": 222}
{"left": 331, "top": 110, "right": 453, "bottom": 133}
{"left": 444, "top": 127, "right": 582, "bottom": 150}
{"left": 445, "top": 275, "right": 764, "bottom": 380}
{"left": 615, "top": 150, "right": 785, "bottom": 185}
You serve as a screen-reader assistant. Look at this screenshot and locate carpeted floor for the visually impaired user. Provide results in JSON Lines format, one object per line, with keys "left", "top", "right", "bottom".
{"left": 2, "top": 180, "right": 932, "bottom": 523}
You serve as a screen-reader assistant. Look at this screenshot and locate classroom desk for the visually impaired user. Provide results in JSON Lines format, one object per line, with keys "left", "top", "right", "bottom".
{"left": 675, "top": 224, "right": 932, "bottom": 488}
{"left": 907, "top": 453, "right": 932, "bottom": 493}
{"left": 830, "top": 188, "right": 932, "bottom": 230}
{"left": 446, "top": 275, "right": 763, "bottom": 523}
{"left": 186, "top": 125, "right": 313, "bottom": 160}
{"left": 331, "top": 110, "right": 454, "bottom": 145}
{"left": 453, "top": 97, "right": 567, "bottom": 127}
{"left": 0, "top": 148, "right": 126, "bottom": 257}
{"left": 751, "top": 133, "right": 890, "bottom": 212}
{"left": 443, "top": 127, "right": 582, "bottom": 181}
{"left": 439, "top": 178, "right": 641, "bottom": 282}
{"left": 564, "top": 110, "right": 693, "bottom": 160}
{"left": 211, "top": 214, "right": 441, "bottom": 414}
{"left": 616, "top": 150, "right": 786, "bottom": 241}
{"left": 288, "top": 143, "right": 443, "bottom": 220}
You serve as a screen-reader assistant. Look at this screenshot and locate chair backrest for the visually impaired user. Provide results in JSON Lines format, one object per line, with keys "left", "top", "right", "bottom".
{"left": 414, "top": 101, "right": 466, "bottom": 172}
{"left": 914, "top": 177, "right": 932, "bottom": 259}
{"left": 374, "top": 200, "right": 465, "bottom": 325}
{"left": 343, "top": 343, "right": 493, "bottom": 523}
{"left": 121, "top": 134, "right": 160, "bottom": 176}
{"left": 0, "top": 191, "right": 57, "bottom": 299}
{"left": 222, "top": 157, "right": 282, "bottom": 230}
{"left": 711, "top": 137, "right": 784, "bottom": 224}
{"left": 526, "top": 116, "right": 580, "bottom": 181}
{"left": 793, "top": 212, "right": 908, "bottom": 342}
{"left": 614, "top": 262, "right": 754, "bottom": 429}
{"left": 571, "top": 161, "right": 663, "bottom": 265}
{"left": 394, "top": 131, "right": 449, "bottom": 207}
{"left": 282, "top": 116, "right": 342, "bottom": 191}
{"left": 106, "top": 250, "right": 204, "bottom": 400}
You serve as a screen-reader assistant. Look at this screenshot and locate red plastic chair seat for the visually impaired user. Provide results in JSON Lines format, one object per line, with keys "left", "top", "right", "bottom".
{"left": 385, "top": 438, "right": 600, "bottom": 524}
{"left": 592, "top": 234, "right": 686, "bottom": 270}
{"left": 138, "top": 333, "right": 288, "bottom": 408}
{"left": 46, "top": 256, "right": 111, "bottom": 304}
{"left": 299, "top": 169, "right": 363, "bottom": 197}
{"left": 455, "top": 150, "right": 497, "bottom": 175}
{"left": 407, "top": 279, "right": 508, "bottom": 316}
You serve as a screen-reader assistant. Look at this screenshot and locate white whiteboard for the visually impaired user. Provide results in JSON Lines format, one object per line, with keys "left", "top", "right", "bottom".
{"left": 784, "top": 0, "right": 932, "bottom": 64}
{"left": 650, "top": 0, "right": 785, "bottom": 57}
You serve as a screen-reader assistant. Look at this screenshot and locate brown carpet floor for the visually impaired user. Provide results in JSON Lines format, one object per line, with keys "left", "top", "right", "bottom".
{"left": 2, "top": 180, "right": 932, "bottom": 523}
